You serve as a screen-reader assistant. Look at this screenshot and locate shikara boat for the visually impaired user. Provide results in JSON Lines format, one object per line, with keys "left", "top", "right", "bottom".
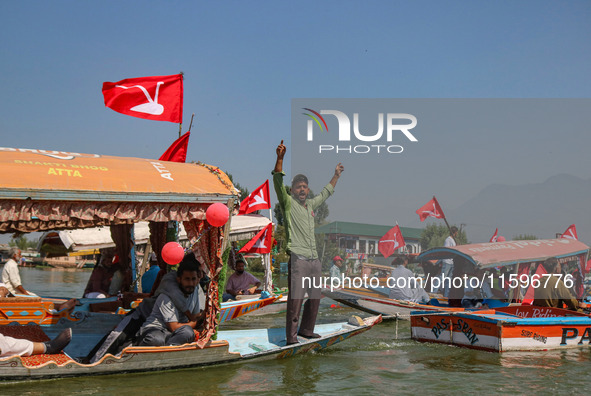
{"left": 324, "top": 238, "right": 590, "bottom": 319}
{"left": 410, "top": 306, "right": 591, "bottom": 352}
{"left": 0, "top": 148, "right": 377, "bottom": 380}
{"left": 0, "top": 296, "right": 75, "bottom": 325}
{"left": 234, "top": 293, "right": 289, "bottom": 316}
{"left": 322, "top": 287, "right": 465, "bottom": 320}
{"left": 0, "top": 314, "right": 381, "bottom": 381}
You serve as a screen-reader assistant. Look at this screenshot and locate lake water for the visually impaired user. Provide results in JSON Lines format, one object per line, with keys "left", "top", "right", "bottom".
{"left": 2, "top": 266, "right": 590, "bottom": 394}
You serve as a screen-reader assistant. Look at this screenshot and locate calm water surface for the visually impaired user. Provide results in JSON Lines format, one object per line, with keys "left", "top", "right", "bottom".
{"left": 2, "top": 267, "right": 590, "bottom": 394}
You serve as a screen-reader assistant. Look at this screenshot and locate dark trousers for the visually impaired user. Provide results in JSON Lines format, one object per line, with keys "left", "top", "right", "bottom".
{"left": 139, "top": 324, "right": 195, "bottom": 346}
{"left": 286, "top": 255, "right": 322, "bottom": 343}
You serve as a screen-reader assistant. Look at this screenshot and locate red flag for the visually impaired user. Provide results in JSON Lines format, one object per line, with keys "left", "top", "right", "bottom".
{"left": 378, "top": 225, "right": 405, "bottom": 258}
{"left": 238, "top": 180, "right": 271, "bottom": 215}
{"left": 489, "top": 228, "right": 498, "bottom": 243}
{"left": 522, "top": 263, "right": 547, "bottom": 304}
{"left": 416, "top": 197, "right": 445, "bottom": 222}
{"left": 159, "top": 132, "right": 190, "bottom": 163}
{"left": 561, "top": 224, "right": 578, "bottom": 240}
{"left": 102, "top": 74, "right": 183, "bottom": 123}
{"left": 239, "top": 223, "right": 273, "bottom": 254}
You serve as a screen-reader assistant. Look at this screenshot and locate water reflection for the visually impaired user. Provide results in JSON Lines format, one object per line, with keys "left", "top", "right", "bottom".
{"left": 17, "top": 266, "right": 92, "bottom": 297}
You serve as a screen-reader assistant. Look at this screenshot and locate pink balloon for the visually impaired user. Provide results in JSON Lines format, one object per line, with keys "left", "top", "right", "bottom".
{"left": 206, "top": 203, "right": 229, "bottom": 227}
{"left": 497, "top": 236, "right": 506, "bottom": 242}
{"left": 161, "top": 242, "right": 184, "bottom": 265}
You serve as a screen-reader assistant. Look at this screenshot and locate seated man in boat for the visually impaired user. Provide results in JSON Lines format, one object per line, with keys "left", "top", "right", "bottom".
{"left": 388, "top": 256, "right": 430, "bottom": 303}
{"left": 2, "top": 247, "right": 37, "bottom": 296}
{"left": 136, "top": 254, "right": 204, "bottom": 347}
{"left": 141, "top": 253, "right": 160, "bottom": 293}
{"left": 330, "top": 256, "right": 344, "bottom": 279}
{"left": 0, "top": 328, "right": 72, "bottom": 358}
{"left": 83, "top": 248, "right": 118, "bottom": 298}
{"left": 1, "top": 248, "right": 77, "bottom": 312}
{"left": 533, "top": 257, "right": 587, "bottom": 312}
{"left": 461, "top": 268, "right": 497, "bottom": 308}
{"left": 223, "top": 259, "right": 261, "bottom": 301}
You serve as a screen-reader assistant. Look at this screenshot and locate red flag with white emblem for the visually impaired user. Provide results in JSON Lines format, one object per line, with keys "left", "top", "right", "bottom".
{"left": 561, "top": 224, "right": 578, "bottom": 240}
{"left": 378, "top": 225, "right": 406, "bottom": 258}
{"left": 416, "top": 197, "right": 445, "bottom": 222}
{"left": 238, "top": 180, "right": 271, "bottom": 215}
{"left": 239, "top": 223, "right": 273, "bottom": 254}
{"left": 102, "top": 74, "right": 183, "bottom": 123}
{"left": 489, "top": 228, "right": 498, "bottom": 243}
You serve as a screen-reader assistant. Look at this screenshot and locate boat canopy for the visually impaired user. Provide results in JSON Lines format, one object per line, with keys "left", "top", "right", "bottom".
{"left": 0, "top": 147, "right": 239, "bottom": 348}
{"left": 37, "top": 214, "right": 272, "bottom": 253}
{"left": 0, "top": 148, "right": 237, "bottom": 233}
{"left": 417, "top": 238, "right": 590, "bottom": 269}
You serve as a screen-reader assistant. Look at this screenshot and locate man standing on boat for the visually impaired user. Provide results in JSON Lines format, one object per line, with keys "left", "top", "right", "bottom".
{"left": 532, "top": 257, "right": 587, "bottom": 312}
{"left": 273, "top": 140, "right": 344, "bottom": 345}
{"left": 440, "top": 226, "right": 458, "bottom": 297}
{"left": 137, "top": 254, "right": 203, "bottom": 347}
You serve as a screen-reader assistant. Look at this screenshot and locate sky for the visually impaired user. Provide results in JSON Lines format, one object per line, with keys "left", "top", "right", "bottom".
{"left": 1, "top": 1, "right": 590, "bottom": 244}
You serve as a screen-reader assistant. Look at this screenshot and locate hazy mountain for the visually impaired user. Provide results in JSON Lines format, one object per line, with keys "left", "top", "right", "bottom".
{"left": 449, "top": 174, "right": 591, "bottom": 244}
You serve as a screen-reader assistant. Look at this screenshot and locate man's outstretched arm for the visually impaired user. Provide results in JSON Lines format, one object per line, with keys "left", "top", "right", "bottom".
{"left": 274, "top": 140, "right": 286, "bottom": 173}
{"left": 329, "top": 163, "right": 344, "bottom": 188}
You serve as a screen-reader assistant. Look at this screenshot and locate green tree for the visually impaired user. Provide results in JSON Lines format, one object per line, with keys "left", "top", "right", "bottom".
{"left": 225, "top": 172, "right": 249, "bottom": 201}
{"left": 315, "top": 233, "right": 344, "bottom": 272}
{"left": 419, "top": 224, "right": 468, "bottom": 250}
{"left": 513, "top": 234, "right": 538, "bottom": 240}
{"left": 274, "top": 204, "right": 284, "bottom": 227}
{"left": 9, "top": 235, "right": 38, "bottom": 250}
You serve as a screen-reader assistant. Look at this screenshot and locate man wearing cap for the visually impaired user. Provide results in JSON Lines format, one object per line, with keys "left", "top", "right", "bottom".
{"left": 330, "top": 256, "right": 344, "bottom": 279}
{"left": 273, "top": 140, "right": 344, "bottom": 345}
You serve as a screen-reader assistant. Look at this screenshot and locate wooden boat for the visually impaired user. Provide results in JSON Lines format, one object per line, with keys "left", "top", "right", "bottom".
{"left": 0, "top": 315, "right": 381, "bottom": 381}
{"left": 324, "top": 238, "right": 590, "bottom": 319}
{"left": 0, "top": 292, "right": 280, "bottom": 329}
{"left": 410, "top": 306, "right": 591, "bottom": 352}
{"left": 0, "top": 148, "right": 377, "bottom": 379}
{"left": 0, "top": 296, "right": 75, "bottom": 325}
{"left": 322, "top": 287, "right": 466, "bottom": 320}
{"left": 234, "top": 293, "right": 289, "bottom": 316}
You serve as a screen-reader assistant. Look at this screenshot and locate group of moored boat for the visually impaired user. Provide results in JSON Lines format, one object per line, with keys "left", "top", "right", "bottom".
{"left": 1, "top": 150, "right": 590, "bottom": 382}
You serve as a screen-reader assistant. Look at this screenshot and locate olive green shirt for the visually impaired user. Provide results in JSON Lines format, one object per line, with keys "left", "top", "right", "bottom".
{"left": 272, "top": 171, "right": 334, "bottom": 259}
{"left": 532, "top": 275, "right": 580, "bottom": 311}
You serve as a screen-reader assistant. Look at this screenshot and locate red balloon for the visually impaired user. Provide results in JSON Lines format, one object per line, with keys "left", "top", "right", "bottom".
{"left": 161, "top": 242, "right": 184, "bottom": 265}
{"left": 206, "top": 203, "right": 229, "bottom": 227}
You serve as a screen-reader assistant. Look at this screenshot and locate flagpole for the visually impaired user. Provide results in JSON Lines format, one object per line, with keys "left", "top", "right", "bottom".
{"left": 188, "top": 113, "right": 195, "bottom": 132}
{"left": 435, "top": 196, "right": 453, "bottom": 235}
{"left": 267, "top": 206, "right": 273, "bottom": 293}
